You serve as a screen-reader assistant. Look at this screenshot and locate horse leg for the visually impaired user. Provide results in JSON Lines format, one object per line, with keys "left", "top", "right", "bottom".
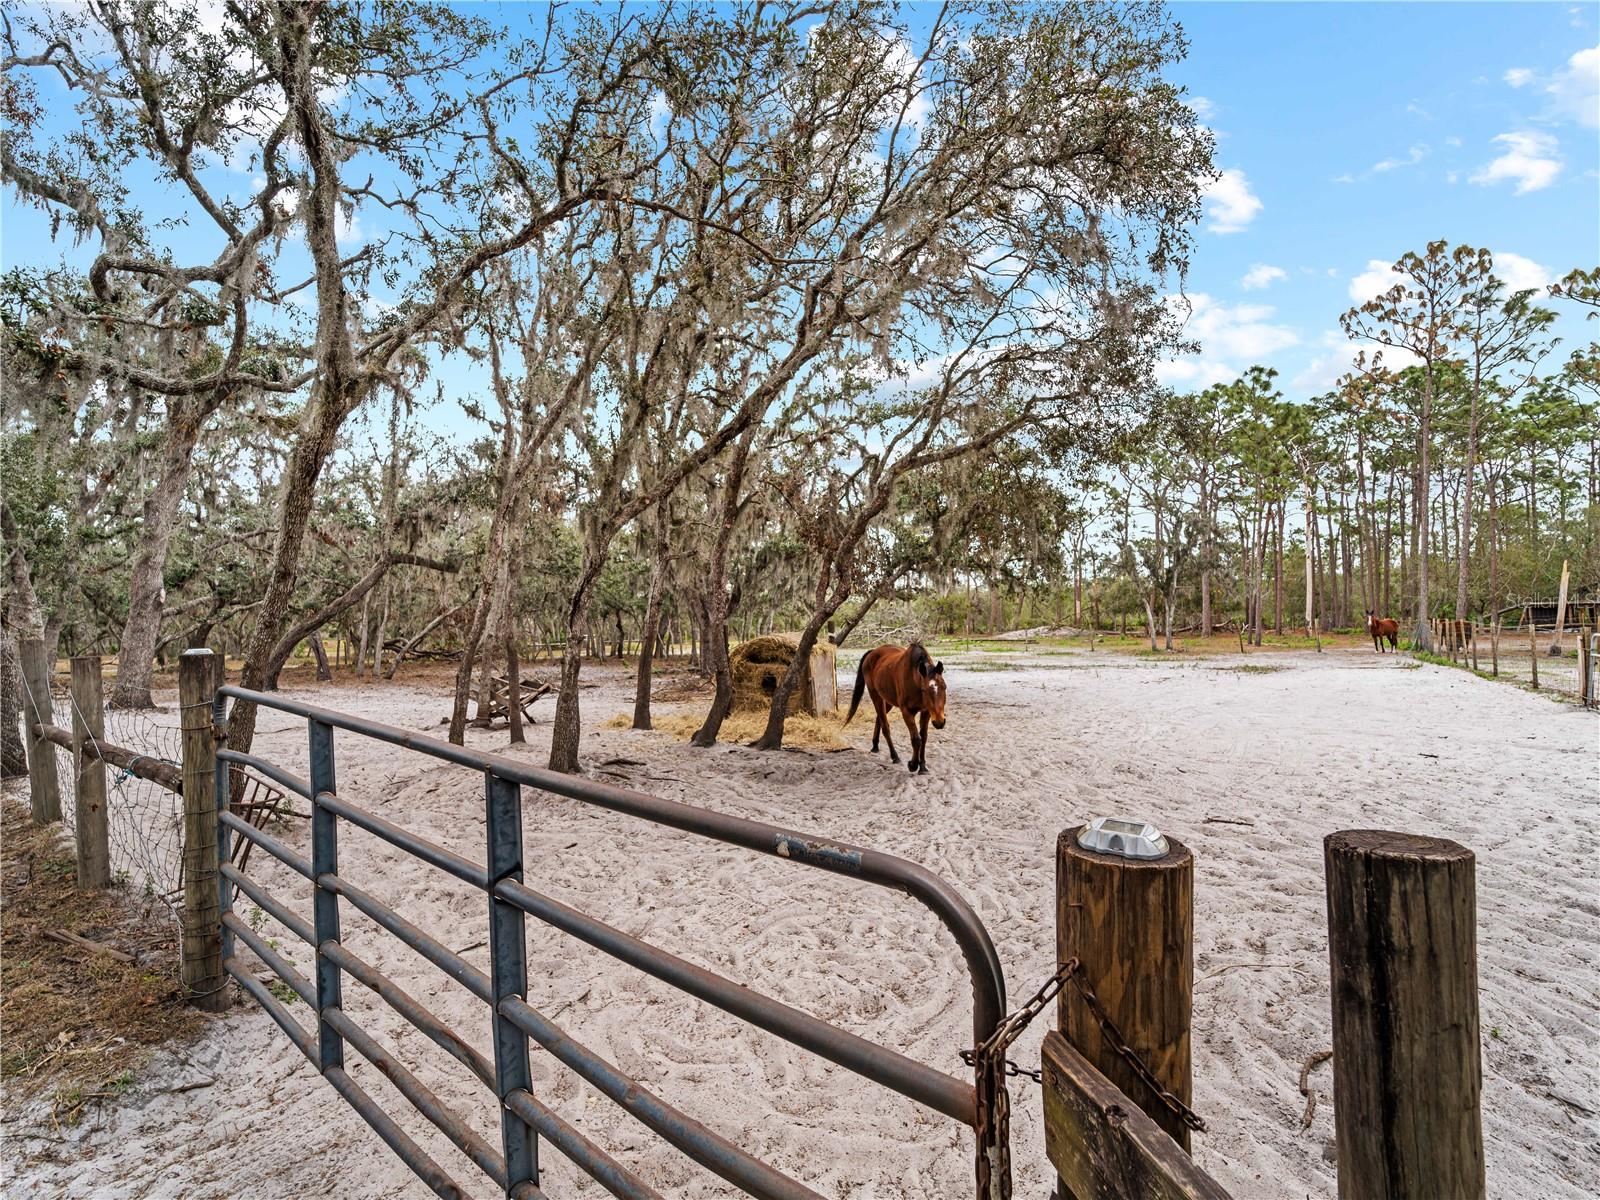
{"left": 869, "top": 696, "right": 884, "bottom": 752}
{"left": 901, "top": 709, "right": 921, "bottom": 774}
{"left": 916, "top": 710, "right": 931, "bottom": 775}
{"left": 878, "top": 701, "right": 900, "bottom": 764}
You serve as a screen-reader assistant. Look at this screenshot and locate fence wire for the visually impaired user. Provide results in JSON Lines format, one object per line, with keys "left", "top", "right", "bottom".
{"left": 44, "top": 686, "right": 188, "bottom": 923}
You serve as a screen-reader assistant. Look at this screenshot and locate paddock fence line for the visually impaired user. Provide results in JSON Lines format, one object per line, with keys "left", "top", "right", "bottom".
{"left": 1424, "top": 617, "right": 1597, "bottom": 704}
{"left": 197, "top": 648, "right": 1015, "bottom": 1199}
{"left": 14, "top": 644, "right": 297, "bottom": 941}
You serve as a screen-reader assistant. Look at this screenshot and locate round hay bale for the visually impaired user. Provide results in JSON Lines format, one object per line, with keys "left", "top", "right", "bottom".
{"left": 728, "top": 632, "right": 836, "bottom": 716}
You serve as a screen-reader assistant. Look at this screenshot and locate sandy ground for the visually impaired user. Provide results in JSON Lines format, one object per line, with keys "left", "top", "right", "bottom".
{"left": 4, "top": 648, "right": 1597, "bottom": 1199}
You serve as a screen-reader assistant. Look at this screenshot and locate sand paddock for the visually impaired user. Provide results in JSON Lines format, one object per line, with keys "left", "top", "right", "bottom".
{"left": 4, "top": 647, "right": 1596, "bottom": 1199}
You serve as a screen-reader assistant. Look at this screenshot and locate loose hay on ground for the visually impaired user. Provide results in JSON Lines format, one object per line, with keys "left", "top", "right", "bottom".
{"left": 604, "top": 706, "right": 851, "bottom": 749}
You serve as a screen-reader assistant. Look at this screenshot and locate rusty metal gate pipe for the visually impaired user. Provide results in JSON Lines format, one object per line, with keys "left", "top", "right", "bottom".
{"left": 503, "top": 1088, "right": 666, "bottom": 1200}
{"left": 222, "top": 861, "right": 313, "bottom": 945}
{"left": 226, "top": 956, "right": 316, "bottom": 1058}
{"left": 498, "top": 995, "right": 826, "bottom": 1200}
{"left": 323, "top": 1062, "right": 476, "bottom": 1200}
{"left": 324, "top": 1005, "right": 509, "bottom": 1190}
{"left": 218, "top": 748, "right": 312, "bottom": 799}
{"left": 320, "top": 871, "right": 493, "bottom": 1003}
{"left": 218, "top": 687, "right": 1006, "bottom": 1042}
{"left": 226, "top": 958, "right": 476, "bottom": 1200}
{"left": 496, "top": 876, "right": 976, "bottom": 1126}
{"left": 323, "top": 939, "right": 496, "bottom": 1090}
{"left": 223, "top": 911, "right": 314, "bottom": 1005}
{"left": 316, "top": 789, "right": 490, "bottom": 889}
{"left": 220, "top": 810, "right": 312, "bottom": 878}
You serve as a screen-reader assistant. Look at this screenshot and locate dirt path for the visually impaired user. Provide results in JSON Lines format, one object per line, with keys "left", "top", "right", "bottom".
{"left": 5, "top": 648, "right": 1595, "bottom": 1199}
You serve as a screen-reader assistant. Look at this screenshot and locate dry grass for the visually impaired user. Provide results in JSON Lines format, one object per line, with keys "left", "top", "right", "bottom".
{"left": 604, "top": 706, "right": 854, "bottom": 750}
{"left": 0, "top": 795, "right": 204, "bottom": 1124}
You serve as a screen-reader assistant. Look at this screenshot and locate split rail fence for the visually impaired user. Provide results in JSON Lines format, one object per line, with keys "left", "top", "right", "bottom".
{"left": 13, "top": 643, "right": 1494, "bottom": 1199}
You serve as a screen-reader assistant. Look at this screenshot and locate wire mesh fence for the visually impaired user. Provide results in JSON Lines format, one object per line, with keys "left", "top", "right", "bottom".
{"left": 1430, "top": 620, "right": 1597, "bottom": 706}
{"left": 17, "top": 659, "right": 301, "bottom": 928}
{"left": 44, "top": 686, "right": 187, "bottom": 920}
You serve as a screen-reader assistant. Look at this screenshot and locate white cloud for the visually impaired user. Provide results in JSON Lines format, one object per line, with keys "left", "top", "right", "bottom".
{"left": 1499, "top": 44, "right": 1599, "bottom": 128}
{"left": 1241, "top": 264, "right": 1287, "bottom": 290}
{"left": 1372, "top": 144, "right": 1429, "bottom": 172}
{"left": 1348, "top": 259, "right": 1404, "bottom": 303}
{"left": 1547, "top": 44, "right": 1599, "bottom": 127}
{"left": 1330, "top": 172, "right": 1356, "bottom": 185}
{"left": 1445, "top": 135, "right": 1463, "bottom": 147}
{"left": 1189, "top": 95, "right": 1216, "bottom": 120}
{"left": 1158, "top": 292, "right": 1298, "bottom": 387}
{"left": 1202, "top": 168, "right": 1263, "bottom": 234}
{"left": 1470, "top": 131, "right": 1563, "bottom": 193}
{"left": 1492, "top": 250, "right": 1552, "bottom": 293}
{"left": 886, "top": 40, "right": 933, "bottom": 128}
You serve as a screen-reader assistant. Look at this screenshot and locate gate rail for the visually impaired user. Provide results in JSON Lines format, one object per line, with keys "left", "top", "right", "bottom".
{"left": 210, "top": 682, "right": 1010, "bottom": 1199}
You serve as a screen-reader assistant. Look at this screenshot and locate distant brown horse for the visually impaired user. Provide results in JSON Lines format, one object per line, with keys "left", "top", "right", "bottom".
{"left": 1366, "top": 610, "right": 1400, "bottom": 653}
{"left": 845, "top": 642, "right": 947, "bottom": 774}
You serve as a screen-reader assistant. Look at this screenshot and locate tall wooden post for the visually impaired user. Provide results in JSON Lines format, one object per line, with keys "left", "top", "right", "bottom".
{"left": 1325, "top": 831, "right": 1483, "bottom": 1200}
{"left": 69, "top": 655, "right": 111, "bottom": 888}
{"left": 180, "top": 649, "right": 227, "bottom": 1011}
{"left": 1549, "top": 559, "right": 1570, "bottom": 654}
{"left": 18, "top": 636, "right": 61, "bottom": 824}
{"left": 1057, "top": 827, "right": 1194, "bottom": 1162}
{"left": 1529, "top": 623, "right": 1540, "bottom": 689}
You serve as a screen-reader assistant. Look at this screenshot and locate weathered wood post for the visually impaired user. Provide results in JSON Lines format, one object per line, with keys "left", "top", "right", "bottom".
{"left": 1470, "top": 621, "right": 1479, "bottom": 672}
{"left": 1057, "top": 824, "right": 1194, "bottom": 1154}
{"left": 69, "top": 655, "right": 111, "bottom": 888}
{"left": 1529, "top": 623, "right": 1540, "bottom": 689}
{"left": 18, "top": 636, "right": 61, "bottom": 824}
{"left": 1325, "top": 831, "right": 1484, "bottom": 1200}
{"left": 1490, "top": 616, "right": 1499, "bottom": 676}
{"left": 180, "top": 648, "right": 227, "bottom": 1011}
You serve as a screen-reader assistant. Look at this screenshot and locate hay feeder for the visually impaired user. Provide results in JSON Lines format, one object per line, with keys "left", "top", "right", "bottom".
{"left": 729, "top": 632, "right": 838, "bottom": 716}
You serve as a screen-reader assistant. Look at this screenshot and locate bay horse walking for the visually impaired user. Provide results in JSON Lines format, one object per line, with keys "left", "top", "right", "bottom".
{"left": 1366, "top": 610, "right": 1400, "bottom": 653}
{"left": 845, "top": 642, "right": 946, "bottom": 774}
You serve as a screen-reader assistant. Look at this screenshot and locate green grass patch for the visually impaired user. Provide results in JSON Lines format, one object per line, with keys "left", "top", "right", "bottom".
{"left": 1216, "top": 663, "right": 1285, "bottom": 674}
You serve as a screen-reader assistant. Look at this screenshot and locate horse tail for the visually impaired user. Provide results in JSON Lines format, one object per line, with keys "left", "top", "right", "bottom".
{"left": 845, "top": 652, "right": 869, "bottom": 725}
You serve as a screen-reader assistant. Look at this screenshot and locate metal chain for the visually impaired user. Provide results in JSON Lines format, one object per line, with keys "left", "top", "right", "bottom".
{"left": 960, "top": 957, "right": 1207, "bottom": 1134}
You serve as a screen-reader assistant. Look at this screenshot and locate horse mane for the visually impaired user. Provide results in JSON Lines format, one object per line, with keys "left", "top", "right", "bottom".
{"left": 907, "top": 641, "right": 932, "bottom": 676}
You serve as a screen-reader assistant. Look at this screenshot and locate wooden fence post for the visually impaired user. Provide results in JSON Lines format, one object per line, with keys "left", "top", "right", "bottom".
{"left": 1057, "top": 826, "right": 1194, "bottom": 1162}
{"left": 180, "top": 648, "right": 227, "bottom": 1011}
{"left": 1325, "top": 831, "right": 1484, "bottom": 1200}
{"left": 18, "top": 636, "right": 61, "bottom": 825}
{"left": 69, "top": 655, "right": 111, "bottom": 888}
{"left": 1470, "top": 622, "right": 1479, "bottom": 672}
{"left": 1530, "top": 623, "right": 1540, "bottom": 690}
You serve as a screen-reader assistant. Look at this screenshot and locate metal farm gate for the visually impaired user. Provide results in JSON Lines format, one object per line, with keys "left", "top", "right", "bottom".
{"left": 209, "top": 682, "right": 1013, "bottom": 1199}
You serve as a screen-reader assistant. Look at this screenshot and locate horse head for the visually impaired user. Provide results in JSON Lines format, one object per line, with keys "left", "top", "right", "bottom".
{"left": 910, "top": 644, "right": 947, "bottom": 729}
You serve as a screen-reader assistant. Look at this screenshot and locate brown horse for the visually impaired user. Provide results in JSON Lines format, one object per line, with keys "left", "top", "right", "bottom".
{"left": 1366, "top": 610, "right": 1400, "bottom": 653}
{"left": 845, "top": 642, "right": 946, "bottom": 774}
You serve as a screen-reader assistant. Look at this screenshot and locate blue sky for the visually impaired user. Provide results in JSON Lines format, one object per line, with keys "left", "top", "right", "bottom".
{"left": 1162, "top": 1, "right": 1599, "bottom": 396}
{"left": 4, "top": 2, "right": 1596, "bottom": 444}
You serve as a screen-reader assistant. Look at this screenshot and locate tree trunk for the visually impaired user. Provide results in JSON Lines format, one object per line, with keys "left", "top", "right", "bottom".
{"left": 632, "top": 506, "right": 671, "bottom": 730}
{"left": 1457, "top": 380, "right": 1480, "bottom": 622}
{"left": 1415, "top": 372, "right": 1434, "bottom": 649}
{"left": 307, "top": 633, "right": 332, "bottom": 681}
{"left": 1, "top": 638, "right": 25, "bottom": 778}
{"left": 691, "top": 433, "right": 755, "bottom": 748}
{"left": 109, "top": 418, "right": 204, "bottom": 709}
